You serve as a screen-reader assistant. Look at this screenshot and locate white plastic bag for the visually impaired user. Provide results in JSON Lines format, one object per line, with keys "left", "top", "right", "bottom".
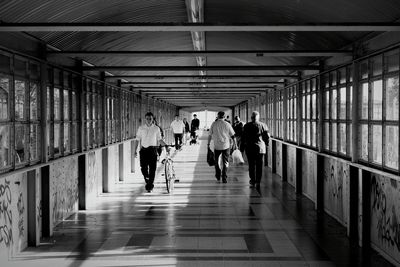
{"left": 232, "top": 149, "right": 245, "bottom": 165}
{"left": 218, "top": 154, "right": 229, "bottom": 170}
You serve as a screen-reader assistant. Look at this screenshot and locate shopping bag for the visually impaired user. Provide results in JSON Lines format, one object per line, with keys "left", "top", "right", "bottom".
{"left": 232, "top": 149, "right": 244, "bottom": 165}
{"left": 218, "top": 154, "right": 229, "bottom": 170}
{"left": 207, "top": 148, "right": 215, "bottom": 166}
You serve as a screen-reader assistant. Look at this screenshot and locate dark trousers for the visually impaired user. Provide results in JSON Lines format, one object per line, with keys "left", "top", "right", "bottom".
{"left": 246, "top": 149, "right": 264, "bottom": 184}
{"left": 174, "top": 133, "right": 183, "bottom": 149}
{"left": 139, "top": 147, "right": 158, "bottom": 187}
{"left": 214, "top": 148, "right": 230, "bottom": 180}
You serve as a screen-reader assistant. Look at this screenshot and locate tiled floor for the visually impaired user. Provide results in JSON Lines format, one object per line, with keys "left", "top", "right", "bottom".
{"left": 9, "top": 133, "right": 394, "bottom": 266}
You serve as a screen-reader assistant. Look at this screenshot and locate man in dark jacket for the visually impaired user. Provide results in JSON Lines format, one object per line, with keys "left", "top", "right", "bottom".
{"left": 233, "top": 116, "right": 244, "bottom": 152}
{"left": 242, "top": 111, "right": 270, "bottom": 188}
{"left": 190, "top": 114, "right": 200, "bottom": 139}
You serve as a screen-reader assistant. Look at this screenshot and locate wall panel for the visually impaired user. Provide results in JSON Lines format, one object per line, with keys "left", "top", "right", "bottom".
{"left": 371, "top": 174, "right": 400, "bottom": 265}
{"left": 49, "top": 157, "right": 79, "bottom": 232}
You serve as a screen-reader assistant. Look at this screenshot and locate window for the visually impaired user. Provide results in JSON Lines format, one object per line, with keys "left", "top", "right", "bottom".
{"left": 300, "top": 78, "right": 318, "bottom": 148}
{"left": 323, "top": 66, "right": 353, "bottom": 157}
{"left": 358, "top": 48, "right": 399, "bottom": 171}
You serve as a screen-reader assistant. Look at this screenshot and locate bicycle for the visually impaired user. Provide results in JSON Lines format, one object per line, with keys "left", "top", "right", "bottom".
{"left": 161, "top": 145, "right": 178, "bottom": 193}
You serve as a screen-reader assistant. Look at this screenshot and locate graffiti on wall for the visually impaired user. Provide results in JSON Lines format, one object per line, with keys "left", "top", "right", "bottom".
{"left": 371, "top": 174, "right": 400, "bottom": 261}
{"left": 87, "top": 151, "right": 96, "bottom": 194}
{"left": 276, "top": 143, "right": 282, "bottom": 177}
{"left": 51, "top": 158, "right": 79, "bottom": 227}
{"left": 16, "top": 192, "right": 24, "bottom": 237}
{"left": 323, "top": 158, "right": 349, "bottom": 226}
{"left": 0, "top": 179, "right": 13, "bottom": 247}
{"left": 302, "top": 151, "right": 317, "bottom": 202}
{"left": 287, "top": 146, "right": 296, "bottom": 187}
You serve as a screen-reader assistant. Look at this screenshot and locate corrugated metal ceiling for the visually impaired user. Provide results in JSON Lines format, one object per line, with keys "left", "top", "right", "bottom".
{"left": 0, "top": 0, "right": 399, "bottom": 107}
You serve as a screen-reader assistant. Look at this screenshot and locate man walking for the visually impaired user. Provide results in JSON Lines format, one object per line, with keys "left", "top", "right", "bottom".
{"left": 135, "top": 112, "right": 167, "bottom": 192}
{"left": 190, "top": 114, "right": 200, "bottom": 140}
{"left": 208, "top": 111, "right": 237, "bottom": 183}
{"left": 242, "top": 111, "right": 270, "bottom": 188}
{"left": 233, "top": 116, "right": 244, "bottom": 153}
{"left": 183, "top": 117, "right": 190, "bottom": 144}
{"left": 170, "top": 115, "right": 185, "bottom": 150}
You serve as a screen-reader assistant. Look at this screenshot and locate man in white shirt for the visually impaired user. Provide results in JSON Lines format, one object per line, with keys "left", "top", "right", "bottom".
{"left": 136, "top": 112, "right": 167, "bottom": 192}
{"left": 170, "top": 115, "right": 185, "bottom": 150}
{"left": 208, "top": 111, "right": 237, "bottom": 183}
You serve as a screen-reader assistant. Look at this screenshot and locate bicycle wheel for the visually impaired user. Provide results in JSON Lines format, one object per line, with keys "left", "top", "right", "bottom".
{"left": 164, "top": 160, "right": 171, "bottom": 193}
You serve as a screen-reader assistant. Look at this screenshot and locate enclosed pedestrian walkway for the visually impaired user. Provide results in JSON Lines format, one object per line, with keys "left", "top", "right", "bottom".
{"left": 2, "top": 132, "right": 390, "bottom": 267}
{"left": 1, "top": 1, "right": 400, "bottom": 266}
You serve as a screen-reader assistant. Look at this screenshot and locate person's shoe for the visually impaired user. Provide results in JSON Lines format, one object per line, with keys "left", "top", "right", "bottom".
{"left": 145, "top": 183, "right": 154, "bottom": 192}
{"left": 222, "top": 178, "right": 227, "bottom": 183}
{"left": 215, "top": 176, "right": 221, "bottom": 181}
{"left": 249, "top": 180, "right": 255, "bottom": 188}
{"left": 174, "top": 178, "right": 180, "bottom": 183}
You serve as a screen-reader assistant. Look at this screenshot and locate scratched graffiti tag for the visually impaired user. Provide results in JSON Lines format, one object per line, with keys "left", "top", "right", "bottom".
{"left": 0, "top": 179, "right": 13, "bottom": 247}
{"left": 17, "top": 192, "right": 25, "bottom": 237}
{"left": 371, "top": 175, "right": 400, "bottom": 253}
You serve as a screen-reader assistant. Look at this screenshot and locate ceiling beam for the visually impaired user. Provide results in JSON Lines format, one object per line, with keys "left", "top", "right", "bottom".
{"left": 122, "top": 81, "right": 284, "bottom": 85}
{"left": 83, "top": 65, "right": 320, "bottom": 71}
{"left": 48, "top": 50, "right": 352, "bottom": 57}
{"left": 1, "top": 22, "right": 399, "bottom": 31}
{"left": 131, "top": 86, "right": 274, "bottom": 90}
{"left": 105, "top": 74, "right": 298, "bottom": 79}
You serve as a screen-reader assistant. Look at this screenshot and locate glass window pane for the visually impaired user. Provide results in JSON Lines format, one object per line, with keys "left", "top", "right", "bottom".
{"left": 306, "top": 94, "right": 311, "bottom": 119}
{"left": 386, "top": 77, "right": 399, "bottom": 121}
{"left": 349, "top": 86, "right": 353, "bottom": 120}
{"left": 349, "top": 125, "right": 352, "bottom": 156}
{"left": 385, "top": 126, "right": 399, "bottom": 169}
{"left": 339, "top": 123, "right": 346, "bottom": 154}
{"left": 332, "top": 123, "right": 337, "bottom": 152}
{"left": 63, "top": 90, "right": 69, "bottom": 120}
{"left": 0, "top": 77, "right": 10, "bottom": 120}
{"left": 63, "top": 123, "right": 70, "bottom": 153}
{"left": 0, "top": 125, "right": 11, "bottom": 168}
{"left": 360, "top": 60, "right": 368, "bottom": 79}
{"left": 372, "top": 125, "right": 382, "bottom": 164}
{"left": 72, "top": 91, "right": 77, "bottom": 120}
{"left": 372, "top": 80, "right": 383, "bottom": 120}
{"left": 30, "top": 124, "right": 39, "bottom": 161}
{"left": 72, "top": 123, "right": 78, "bottom": 151}
{"left": 312, "top": 93, "right": 317, "bottom": 119}
{"left": 324, "top": 73, "right": 330, "bottom": 88}
{"left": 30, "top": 82, "right": 39, "bottom": 120}
{"left": 15, "top": 80, "right": 26, "bottom": 120}
{"left": 0, "top": 54, "right": 10, "bottom": 73}
{"left": 54, "top": 123, "right": 60, "bottom": 155}
{"left": 54, "top": 88, "right": 61, "bottom": 120}
{"left": 293, "top": 121, "right": 297, "bottom": 142}
{"left": 15, "top": 124, "right": 26, "bottom": 163}
{"left": 340, "top": 87, "right": 346, "bottom": 120}
{"left": 331, "top": 71, "right": 337, "bottom": 86}
{"left": 332, "top": 89, "right": 337, "bottom": 120}
{"left": 385, "top": 49, "right": 400, "bottom": 72}
{"left": 302, "top": 96, "right": 306, "bottom": 119}
{"left": 46, "top": 87, "right": 50, "bottom": 121}
{"left": 371, "top": 55, "right": 383, "bottom": 76}
{"left": 360, "top": 124, "right": 368, "bottom": 160}
{"left": 325, "top": 91, "right": 330, "bottom": 119}
{"left": 324, "top": 122, "right": 329, "bottom": 150}
{"left": 339, "top": 67, "right": 346, "bottom": 84}
{"left": 87, "top": 94, "right": 91, "bottom": 120}
{"left": 361, "top": 83, "right": 369, "bottom": 120}
{"left": 312, "top": 121, "right": 317, "bottom": 147}
{"left": 306, "top": 121, "right": 311, "bottom": 145}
